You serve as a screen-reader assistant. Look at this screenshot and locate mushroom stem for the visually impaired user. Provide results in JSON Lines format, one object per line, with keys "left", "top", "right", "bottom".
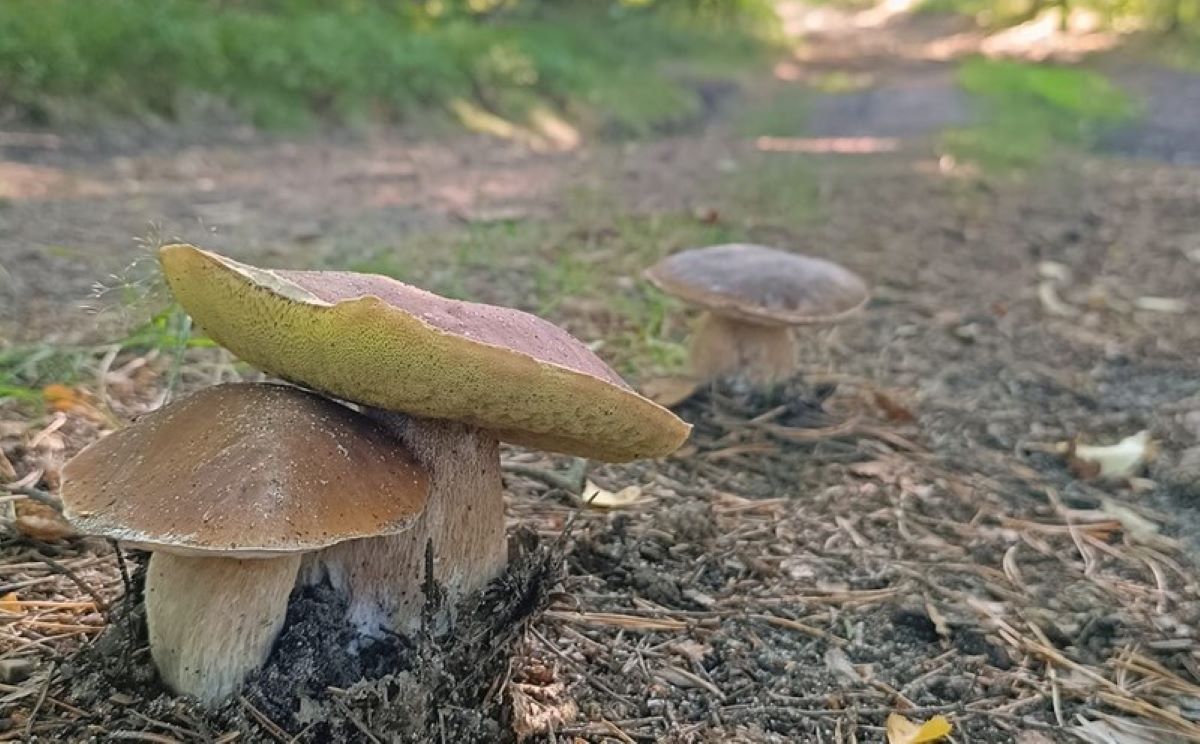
{"left": 308, "top": 415, "right": 507, "bottom": 636}
{"left": 146, "top": 551, "right": 300, "bottom": 703}
{"left": 690, "top": 312, "right": 798, "bottom": 385}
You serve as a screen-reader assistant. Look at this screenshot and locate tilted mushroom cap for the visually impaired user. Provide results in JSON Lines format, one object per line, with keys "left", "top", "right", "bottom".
{"left": 158, "top": 244, "right": 690, "bottom": 463}
{"left": 62, "top": 383, "right": 430, "bottom": 557}
{"left": 644, "top": 244, "right": 870, "bottom": 326}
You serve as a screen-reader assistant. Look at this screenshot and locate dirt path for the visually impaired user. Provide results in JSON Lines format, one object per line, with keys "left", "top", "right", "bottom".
{"left": 4, "top": 3, "right": 1200, "bottom": 742}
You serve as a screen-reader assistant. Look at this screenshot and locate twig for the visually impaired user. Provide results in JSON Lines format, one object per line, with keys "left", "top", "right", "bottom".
{"left": 333, "top": 698, "right": 382, "bottom": 744}
{"left": 3, "top": 486, "right": 62, "bottom": 512}
{"left": 24, "top": 661, "right": 54, "bottom": 740}
{"left": 32, "top": 552, "right": 109, "bottom": 612}
{"left": 239, "top": 696, "right": 289, "bottom": 743}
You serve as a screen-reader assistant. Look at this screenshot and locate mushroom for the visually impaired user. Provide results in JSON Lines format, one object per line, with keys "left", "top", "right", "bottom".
{"left": 61, "top": 383, "right": 430, "bottom": 703}
{"left": 644, "top": 244, "right": 870, "bottom": 385}
{"left": 156, "top": 244, "right": 691, "bottom": 636}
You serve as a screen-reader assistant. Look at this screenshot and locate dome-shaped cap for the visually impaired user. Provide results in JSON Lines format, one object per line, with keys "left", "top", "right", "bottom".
{"left": 158, "top": 245, "right": 690, "bottom": 463}
{"left": 644, "top": 244, "right": 869, "bottom": 326}
{"left": 61, "top": 383, "right": 430, "bottom": 557}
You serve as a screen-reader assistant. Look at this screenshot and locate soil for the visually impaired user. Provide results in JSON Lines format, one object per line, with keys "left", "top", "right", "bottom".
{"left": 48, "top": 531, "right": 557, "bottom": 742}
{"left": 4, "top": 1, "right": 1200, "bottom": 742}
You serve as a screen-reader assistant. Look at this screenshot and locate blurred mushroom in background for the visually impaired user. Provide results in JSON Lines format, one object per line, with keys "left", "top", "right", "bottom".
{"left": 644, "top": 244, "right": 870, "bottom": 386}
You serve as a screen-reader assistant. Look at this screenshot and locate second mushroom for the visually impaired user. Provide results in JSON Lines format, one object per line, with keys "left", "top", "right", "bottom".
{"left": 644, "top": 243, "right": 870, "bottom": 386}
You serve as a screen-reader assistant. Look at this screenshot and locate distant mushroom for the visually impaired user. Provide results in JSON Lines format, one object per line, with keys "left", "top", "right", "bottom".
{"left": 644, "top": 244, "right": 870, "bottom": 385}
{"left": 61, "top": 383, "right": 430, "bottom": 703}
{"left": 157, "top": 244, "right": 691, "bottom": 636}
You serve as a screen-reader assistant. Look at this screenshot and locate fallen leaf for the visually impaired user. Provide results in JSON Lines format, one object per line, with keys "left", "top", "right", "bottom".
{"left": 924, "top": 598, "right": 950, "bottom": 639}
{"left": 42, "top": 384, "right": 83, "bottom": 412}
{"left": 1133, "top": 296, "right": 1187, "bottom": 314}
{"left": 14, "top": 501, "right": 76, "bottom": 541}
{"left": 1096, "top": 497, "right": 1175, "bottom": 549}
{"left": 1065, "top": 430, "right": 1154, "bottom": 480}
{"left": 823, "top": 647, "right": 863, "bottom": 685}
{"left": 0, "top": 593, "right": 19, "bottom": 613}
{"left": 886, "top": 713, "right": 953, "bottom": 744}
{"left": 509, "top": 681, "right": 578, "bottom": 741}
{"left": 1071, "top": 716, "right": 1163, "bottom": 743}
{"left": 0, "top": 448, "right": 16, "bottom": 481}
{"left": 1037, "top": 261, "right": 1072, "bottom": 282}
{"left": 578, "top": 480, "right": 646, "bottom": 509}
{"left": 1038, "top": 280, "right": 1080, "bottom": 317}
{"left": 872, "top": 389, "right": 916, "bottom": 423}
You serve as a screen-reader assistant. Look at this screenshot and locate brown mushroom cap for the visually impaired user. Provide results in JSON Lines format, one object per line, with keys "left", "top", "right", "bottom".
{"left": 644, "top": 244, "right": 870, "bottom": 326}
{"left": 158, "top": 244, "right": 690, "bottom": 463}
{"left": 62, "top": 383, "right": 430, "bottom": 557}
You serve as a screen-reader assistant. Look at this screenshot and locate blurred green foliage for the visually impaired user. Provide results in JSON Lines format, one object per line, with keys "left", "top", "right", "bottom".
{"left": 945, "top": 58, "right": 1135, "bottom": 170}
{"left": 917, "top": 0, "right": 1200, "bottom": 32}
{"left": 0, "top": 0, "right": 780, "bottom": 132}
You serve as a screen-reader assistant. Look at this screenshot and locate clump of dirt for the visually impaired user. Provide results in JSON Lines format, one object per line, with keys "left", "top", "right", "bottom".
{"left": 49, "top": 530, "right": 560, "bottom": 742}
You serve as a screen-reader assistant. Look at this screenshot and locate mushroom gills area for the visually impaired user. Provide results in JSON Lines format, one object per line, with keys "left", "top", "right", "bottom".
{"left": 691, "top": 313, "right": 799, "bottom": 385}
{"left": 146, "top": 551, "right": 301, "bottom": 703}
{"left": 307, "top": 416, "right": 507, "bottom": 637}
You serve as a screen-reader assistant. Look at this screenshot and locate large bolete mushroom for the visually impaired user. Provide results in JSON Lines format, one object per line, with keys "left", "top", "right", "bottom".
{"left": 644, "top": 244, "right": 870, "bottom": 385}
{"left": 61, "top": 383, "right": 430, "bottom": 703}
{"left": 157, "top": 244, "right": 691, "bottom": 635}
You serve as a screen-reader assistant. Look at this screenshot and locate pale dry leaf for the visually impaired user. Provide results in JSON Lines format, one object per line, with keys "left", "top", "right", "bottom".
{"left": 669, "top": 640, "right": 711, "bottom": 665}
{"left": 1096, "top": 497, "right": 1176, "bottom": 549}
{"left": 0, "top": 448, "right": 16, "bottom": 481}
{"left": 1133, "top": 296, "right": 1188, "bottom": 314}
{"left": 14, "top": 501, "right": 76, "bottom": 541}
{"left": 1039, "top": 280, "right": 1080, "bottom": 317}
{"left": 1070, "top": 716, "right": 1165, "bottom": 744}
{"left": 823, "top": 647, "right": 864, "bottom": 685}
{"left": 0, "top": 592, "right": 19, "bottom": 613}
{"left": 1066, "top": 430, "right": 1154, "bottom": 480}
{"left": 509, "top": 681, "right": 578, "bottom": 742}
{"left": 1016, "top": 732, "right": 1056, "bottom": 744}
{"left": 1038, "top": 261, "right": 1072, "bottom": 282}
{"left": 924, "top": 599, "right": 951, "bottom": 639}
{"left": 578, "top": 480, "right": 646, "bottom": 509}
{"left": 886, "top": 713, "right": 953, "bottom": 744}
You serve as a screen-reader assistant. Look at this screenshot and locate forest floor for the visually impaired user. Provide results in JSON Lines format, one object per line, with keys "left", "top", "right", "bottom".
{"left": 2, "top": 1, "right": 1200, "bottom": 742}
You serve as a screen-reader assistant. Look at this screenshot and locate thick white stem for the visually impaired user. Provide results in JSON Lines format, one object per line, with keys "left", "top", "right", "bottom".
{"left": 690, "top": 312, "right": 798, "bottom": 385}
{"left": 146, "top": 551, "right": 300, "bottom": 704}
{"left": 305, "top": 416, "right": 507, "bottom": 636}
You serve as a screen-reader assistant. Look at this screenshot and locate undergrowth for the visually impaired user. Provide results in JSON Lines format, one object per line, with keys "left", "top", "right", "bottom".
{"left": 944, "top": 57, "right": 1135, "bottom": 170}
{"left": 0, "top": 0, "right": 780, "bottom": 135}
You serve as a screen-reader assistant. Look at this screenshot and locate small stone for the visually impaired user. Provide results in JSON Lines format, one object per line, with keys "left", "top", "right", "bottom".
{"left": 0, "top": 659, "right": 34, "bottom": 684}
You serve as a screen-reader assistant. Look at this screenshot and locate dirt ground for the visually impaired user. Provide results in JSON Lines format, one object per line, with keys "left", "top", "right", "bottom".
{"left": 3, "top": 2, "right": 1200, "bottom": 742}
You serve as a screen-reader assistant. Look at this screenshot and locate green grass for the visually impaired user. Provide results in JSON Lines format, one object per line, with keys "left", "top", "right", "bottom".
{"left": 0, "top": 306, "right": 213, "bottom": 409}
{"left": 0, "top": 0, "right": 780, "bottom": 135}
{"left": 331, "top": 155, "right": 818, "bottom": 377}
{"left": 944, "top": 57, "right": 1135, "bottom": 171}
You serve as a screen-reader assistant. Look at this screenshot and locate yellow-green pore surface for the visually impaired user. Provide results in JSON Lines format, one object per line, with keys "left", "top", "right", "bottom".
{"left": 159, "top": 245, "right": 690, "bottom": 462}
{"left": 62, "top": 383, "right": 430, "bottom": 556}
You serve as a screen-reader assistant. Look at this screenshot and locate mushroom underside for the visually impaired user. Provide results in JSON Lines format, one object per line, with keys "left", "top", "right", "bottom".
{"left": 146, "top": 551, "right": 301, "bottom": 704}
{"left": 305, "top": 415, "right": 508, "bottom": 636}
{"left": 690, "top": 312, "right": 799, "bottom": 385}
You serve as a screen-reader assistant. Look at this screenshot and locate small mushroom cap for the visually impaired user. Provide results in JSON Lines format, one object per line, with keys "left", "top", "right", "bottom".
{"left": 158, "top": 244, "right": 690, "bottom": 463}
{"left": 644, "top": 244, "right": 870, "bottom": 326}
{"left": 61, "top": 383, "right": 430, "bottom": 557}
